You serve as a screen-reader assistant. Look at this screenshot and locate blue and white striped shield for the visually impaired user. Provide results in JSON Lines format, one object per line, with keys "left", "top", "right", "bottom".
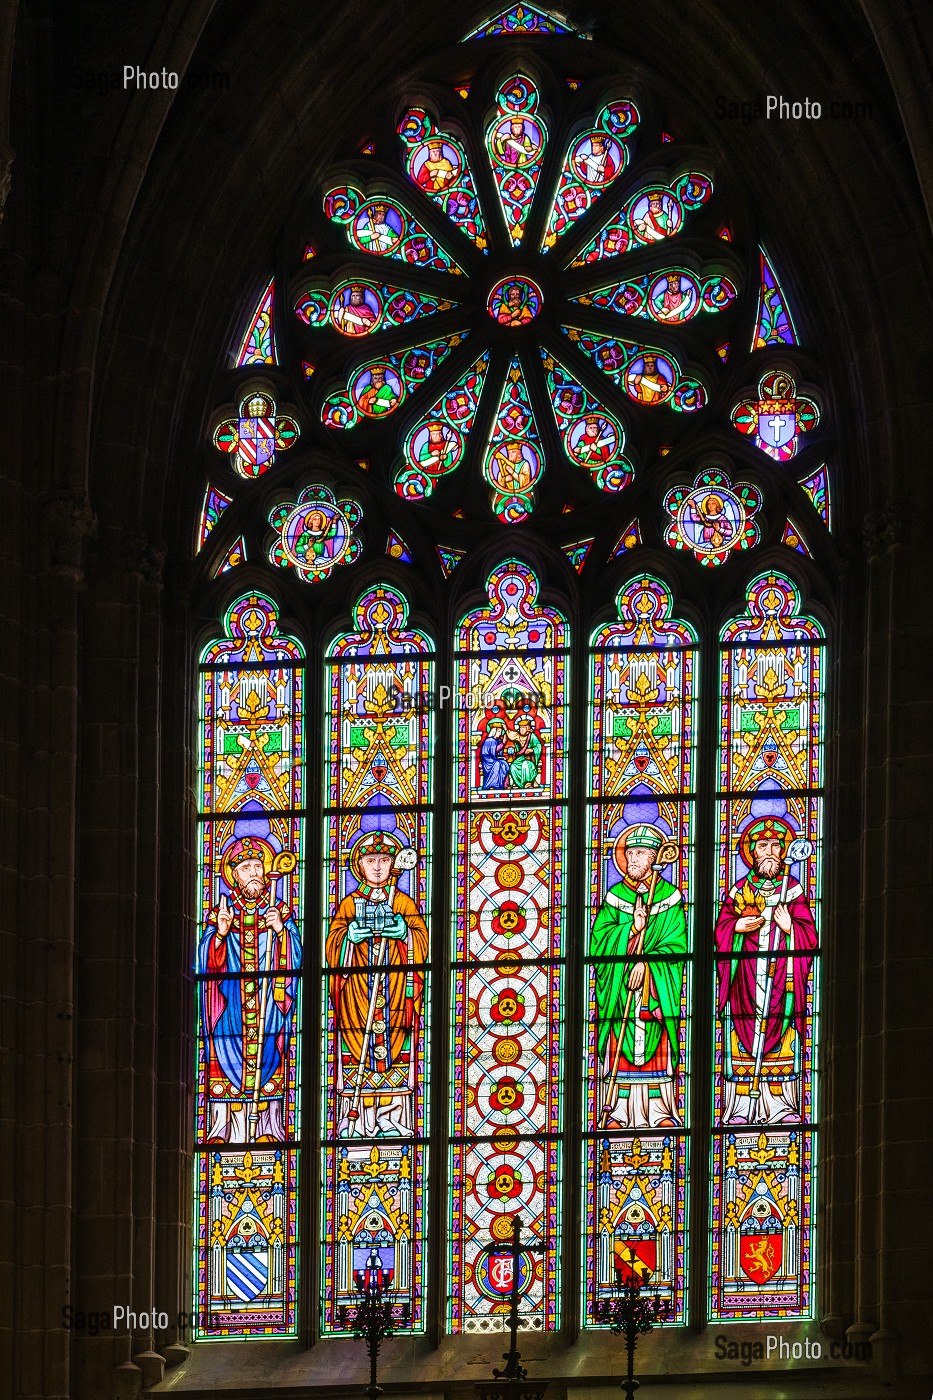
{"left": 227, "top": 1246, "right": 269, "bottom": 1303}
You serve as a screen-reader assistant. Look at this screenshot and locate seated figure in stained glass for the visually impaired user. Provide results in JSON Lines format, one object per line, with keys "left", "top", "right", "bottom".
{"left": 633, "top": 190, "right": 680, "bottom": 241}
{"left": 334, "top": 284, "right": 380, "bottom": 335}
{"left": 651, "top": 272, "right": 698, "bottom": 322}
{"left": 416, "top": 420, "right": 461, "bottom": 474}
{"left": 413, "top": 138, "right": 458, "bottom": 192}
{"left": 492, "top": 114, "right": 541, "bottom": 166}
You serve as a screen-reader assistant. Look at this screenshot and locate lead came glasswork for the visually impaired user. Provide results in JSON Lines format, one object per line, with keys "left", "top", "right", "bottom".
{"left": 396, "top": 353, "right": 490, "bottom": 500}
{"left": 295, "top": 279, "right": 457, "bottom": 336}
{"left": 541, "top": 348, "right": 635, "bottom": 494}
{"left": 235, "top": 277, "right": 277, "bottom": 366}
{"left": 663, "top": 468, "right": 762, "bottom": 566}
{"left": 213, "top": 394, "right": 299, "bottom": 479}
{"left": 463, "top": 2, "right": 576, "bottom": 38}
{"left": 562, "top": 328, "right": 707, "bottom": 413}
{"left": 268, "top": 485, "right": 363, "bottom": 583}
{"left": 570, "top": 268, "right": 736, "bottom": 324}
{"left": 799, "top": 465, "right": 831, "bottom": 529}
{"left": 586, "top": 576, "right": 697, "bottom": 1324}
{"left": 540, "top": 101, "right": 639, "bottom": 251}
{"left": 198, "top": 484, "right": 233, "bottom": 551}
{"left": 324, "top": 185, "right": 465, "bottom": 273}
{"left": 195, "top": 593, "right": 305, "bottom": 1338}
{"left": 399, "top": 108, "right": 488, "bottom": 250}
{"left": 451, "top": 561, "right": 567, "bottom": 1331}
{"left": 322, "top": 586, "right": 435, "bottom": 1332}
{"left": 485, "top": 75, "right": 547, "bottom": 246}
{"left": 753, "top": 249, "right": 798, "bottom": 349}
{"left": 731, "top": 371, "right": 819, "bottom": 462}
{"left": 483, "top": 360, "right": 544, "bottom": 521}
{"left": 195, "top": 34, "right": 834, "bottom": 1339}
{"left": 321, "top": 332, "right": 469, "bottom": 430}
{"left": 569, "top": 173, "right": 713, "bottom": 265}
{"left": 710, "top": 572, "right": 823, "bottom": 1319}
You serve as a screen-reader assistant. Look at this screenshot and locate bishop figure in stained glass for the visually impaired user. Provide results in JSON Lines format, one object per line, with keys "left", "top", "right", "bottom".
{"left": 199, "top": 836, "right": 302, "bottom": 1142}
{"left": 715, "top": 817, "right": 817, "bottom": 1124}
{"left": 591, "top": 824, "right": 686, "bottom": 1130}
{"left": 326, "top": 830, "right": 428, "bottom": 1138}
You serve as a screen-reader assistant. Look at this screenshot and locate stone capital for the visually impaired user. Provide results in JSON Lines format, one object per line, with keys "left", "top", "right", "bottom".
{"left": 41, "top": 489, "right": 97, "bottom": 577}
{"left": 121, "top": 531, "right": 168, "bottom": 585}
{"left": 862, "top": 497, "right": 908, "bottom": 560}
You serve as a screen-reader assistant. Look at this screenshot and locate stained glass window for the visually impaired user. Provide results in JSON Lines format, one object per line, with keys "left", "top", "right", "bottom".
{"left": 711, "top": 573, "right": 823, "bottom": 1319}
{"left": 194, "top": 593, "right": 304, "bottom": 1338}
{"left": 197, "top": 484, "right": 232, "bottom": 551}
{"left": 235, "top": 278, "right": 277, "bottom": 366}
{"left": 193, "top": 11, "right": 834, "bottom": 1348}
{"left": 320, "top": 586, "right": 434, "bottom": 1332}
{"left": 587, "top": 576, "right": 697, "bottom": 1323}
{"left": 463, "top": 3, "right": 578, "bottom": 39}
{"left": 451, "top": 561, "right": 567, "bottom": 1330}
{"left": 753, "top": 249, "right": 797, "bottom": 349}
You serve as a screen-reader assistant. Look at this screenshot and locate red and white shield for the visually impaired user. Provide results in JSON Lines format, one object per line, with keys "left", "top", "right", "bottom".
{"left": 487, "top": 1249, "right": 514, "bottom": 1296}
{"left": 240, "top": 417, "right": 275, "bottom": 472}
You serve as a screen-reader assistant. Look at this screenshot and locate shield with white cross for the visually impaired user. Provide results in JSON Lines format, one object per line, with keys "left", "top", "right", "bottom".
{"left": 756, "top": 409, "right": 796, "bottom": 451}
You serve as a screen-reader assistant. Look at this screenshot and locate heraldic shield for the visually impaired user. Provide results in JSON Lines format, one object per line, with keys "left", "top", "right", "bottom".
{"left": 478, "top": 1245, "right": 533, "bottom": 1301}
{"left": 225, "top": 1216, "right": 270, "bottom": 1303}
{"left": 613, "top": 1236, "right": 657, "bottom": 1285}
{"left": 738, "top": 1200, "right": 783, "bottom": 1284}
{"left": 610, "top": 1198, "right": 659, "bottom": 1286}
{"left": 756, "top": 409, "right": 796, "bottom": 452}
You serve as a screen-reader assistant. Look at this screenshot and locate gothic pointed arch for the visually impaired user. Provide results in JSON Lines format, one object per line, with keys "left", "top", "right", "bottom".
{"left": 189, "top": 4, "right": 836, "bottom": 1348}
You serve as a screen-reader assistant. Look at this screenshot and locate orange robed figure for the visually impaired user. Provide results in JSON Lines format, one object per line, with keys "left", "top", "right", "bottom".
{"left": 326, "top": 830, "right": 428, "bottom": 1137}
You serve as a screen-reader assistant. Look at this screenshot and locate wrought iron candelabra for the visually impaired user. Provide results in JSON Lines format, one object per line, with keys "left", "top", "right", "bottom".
{"left": 340, "top": 1266, "right": 397, "bottom": 1400}
{"left": 477, "top": 1216, "right": 547, "bottom": 1400}
{"left": 594, "top": 1277, "right": 670, "bottom": 1400}
{"left": 491, "top": 1215, "right": 528, "bottom": 1385}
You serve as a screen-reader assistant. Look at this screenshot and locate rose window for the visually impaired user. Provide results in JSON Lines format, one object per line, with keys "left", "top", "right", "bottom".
{"left": 287, "top": 65, "right": 749, "bottom": 539}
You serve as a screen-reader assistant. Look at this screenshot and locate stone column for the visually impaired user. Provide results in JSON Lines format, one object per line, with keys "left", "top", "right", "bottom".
{"left": 867, "top": 499, "right": 933, "bottom": 1384}
{"left": 71, "top": 529, "right": 167, "bottom": 1398}
{"left": 11, "top": 492, "right": 96, "bottom": 1399}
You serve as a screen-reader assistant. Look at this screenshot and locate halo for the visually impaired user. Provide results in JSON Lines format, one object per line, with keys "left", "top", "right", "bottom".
{"left": 738, "top": 815, "right": 795, "bottom": 870}
{"left": 221, "top": 835, "right": 276, "bottom": 891}
{"left": 611, "top": 823, "right": 675, "bottom": 874}
{"left": 349, "top": 829, "right": 403, "bottom": 883}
